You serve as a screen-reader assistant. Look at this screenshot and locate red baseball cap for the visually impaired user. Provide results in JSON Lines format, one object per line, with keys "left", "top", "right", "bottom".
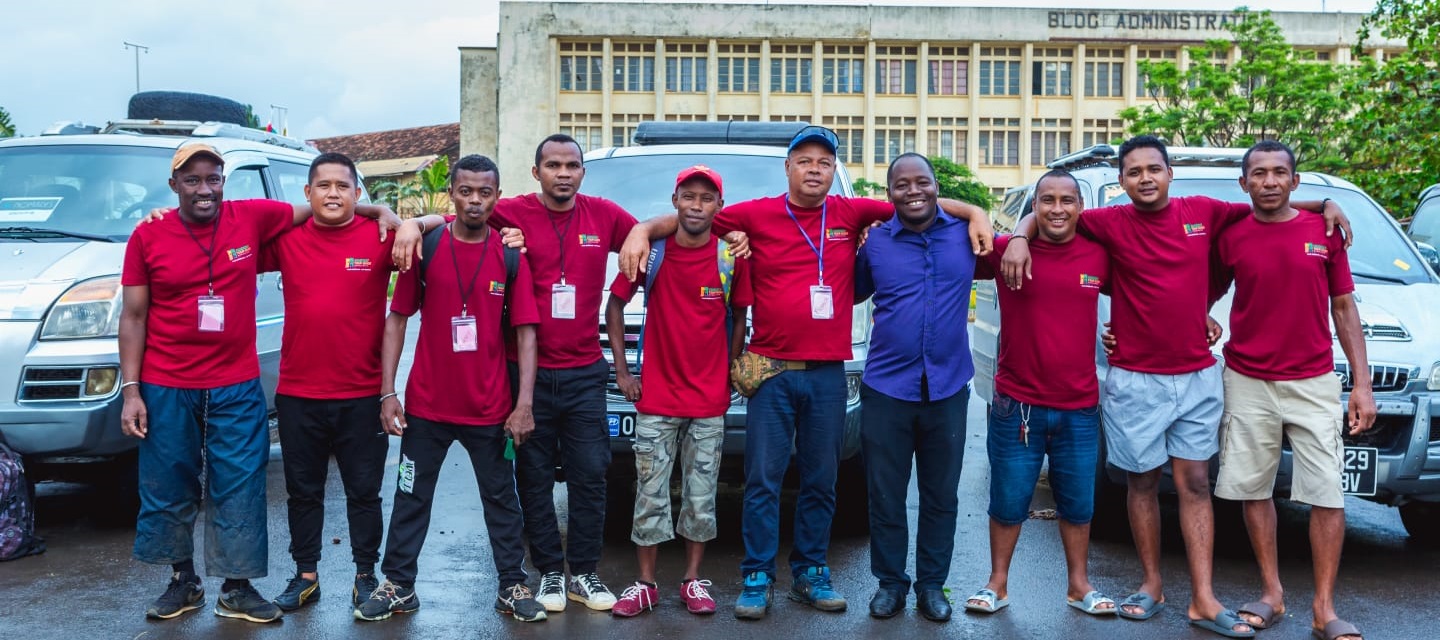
{"left": 674, "top": 165, "right": 723, "bottom": 198}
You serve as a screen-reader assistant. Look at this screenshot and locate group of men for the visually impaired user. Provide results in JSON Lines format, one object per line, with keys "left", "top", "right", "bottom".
{"left": 118, "top": 125, "right": 1372, "bottom": 640}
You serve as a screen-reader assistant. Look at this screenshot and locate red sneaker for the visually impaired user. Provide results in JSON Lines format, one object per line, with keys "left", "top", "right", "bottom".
{"left": 611, "top": 581, "right": 658, "bottom": 618}
{"left": 680, "top": 578, "right": 716, "bottom": 615}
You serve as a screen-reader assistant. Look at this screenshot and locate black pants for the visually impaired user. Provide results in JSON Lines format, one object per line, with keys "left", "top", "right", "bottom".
{"left": 379, "top": 415, "right": 527, "bottom": 588}
{"left": 275, "top": 394, "right": 388, "bottom": 574}
{"left": 510, "top": 359, "right": 610, "bottom": 576}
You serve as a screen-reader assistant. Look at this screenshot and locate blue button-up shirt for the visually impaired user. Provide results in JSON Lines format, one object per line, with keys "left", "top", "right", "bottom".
{"left": 855, "top": 209, "right": 976, "bottom": 402}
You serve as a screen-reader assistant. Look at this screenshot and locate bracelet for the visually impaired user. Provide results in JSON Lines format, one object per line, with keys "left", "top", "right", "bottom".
{"left": 1320, "top": 197, "right": 1332, "bottom": 211}
{"left": 379, "top": 392, "right": 399, "bottom": 402}
{"left": 1011, "top": 236, "right": 1029, "bottom": 243}
{"left": 412, "top": 218, "right": 427, "bottom": 233}
{"left": 120, "top": 381, "right": 140, "bottom": 390}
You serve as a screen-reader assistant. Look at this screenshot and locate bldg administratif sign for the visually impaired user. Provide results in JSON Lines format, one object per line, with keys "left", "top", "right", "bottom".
{"left": 1048, "top": 10, "right": 1245, "bottom": 31}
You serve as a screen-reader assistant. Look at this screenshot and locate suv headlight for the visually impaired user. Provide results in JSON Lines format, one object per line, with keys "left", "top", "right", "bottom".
{"left": 40, "top": 276, "right": 123, "bottom": 340}
{"left": 1429, "top": 361, "right": 1440, "bottom": 391}
{"left": 851, "top": 300, "right": 872, "bottom": 345}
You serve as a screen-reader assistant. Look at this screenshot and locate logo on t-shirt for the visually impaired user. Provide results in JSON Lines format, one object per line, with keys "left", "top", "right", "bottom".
{"left": 824, "top": 228, "right": 850, "bottom": 241}
{"left": 344, "top": 257, "right": 372, "bottom": 271}
{"left": 1182, "top": 222, "right": 1207, "bottom": 236}
{"left": 1304, "top": 242, "right": 1329, "bottom": 258}
{"left": 1079, "top": 274, "right": 1102, "bottom": 289}
{"left": 488, "top": 280, "right": 506, "bottom": 296}
{"left": 700, "top": 286, "right": 724, "bottom": 300}
{"left": 226, "top": 244, "right": 254, "bottom": 262}
{"left": 578, "top": 233, "right": 602, "bottom": 247}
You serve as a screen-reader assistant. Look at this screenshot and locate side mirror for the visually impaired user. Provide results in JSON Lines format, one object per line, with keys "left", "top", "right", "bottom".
{"left": 1416, "top": 242, "right": 1440, "bottom": 274}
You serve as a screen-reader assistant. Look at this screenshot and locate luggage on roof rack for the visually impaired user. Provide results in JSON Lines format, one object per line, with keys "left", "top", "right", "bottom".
{"left": 1048, "top": 143, "right": 1246, "bottom": 171}
{"left": 632, "top": 121, "right": 814, "bottom": 147}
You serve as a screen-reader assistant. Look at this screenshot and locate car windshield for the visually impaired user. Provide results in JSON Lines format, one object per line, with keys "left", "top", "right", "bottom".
{"left": 0, "top": 145, "right": 173, "bottom": 241}
{"left": 1102, "top": 178, "right": 1433, "bottom": 285}
{"left": 580, "top": 152, "right": 848, "bottom": 220}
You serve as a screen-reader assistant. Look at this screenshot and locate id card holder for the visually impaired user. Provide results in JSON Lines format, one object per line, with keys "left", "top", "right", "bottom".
{"left": 551, "top": 283, "right": 576, "bottom": 319}
{"left": 810, "top": 285, "right": 833, "bottom": 320}
{"left": 197, "top": 295, "right": 225, "bottom": 332}
{"left": 451, "top": 315, "right": 478, "bottom": 352}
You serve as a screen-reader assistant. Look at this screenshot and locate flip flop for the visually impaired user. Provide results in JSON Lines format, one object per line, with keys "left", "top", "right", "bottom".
{"left": 1237, "top": 601, "right": 1284, "bottom": 629}
{"left": 1189, "top": 609, "right": 1257, "bottom": 638}
{"left": 1066, "top": 590, "right": 1117, "bottom": 616}
{"left": 962, "top": 588, "right": 1010, "bottom": 614}
{"left": 1116, "top": 591, "right": 1165, "bottom": 621}
{"left": 1312, "top": 618, "right": 1364, "bottom": 640}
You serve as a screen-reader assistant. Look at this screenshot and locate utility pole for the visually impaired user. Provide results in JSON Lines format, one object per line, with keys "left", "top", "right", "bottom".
{"left": 123, "top": 42, "right": 149, "bottom": 93}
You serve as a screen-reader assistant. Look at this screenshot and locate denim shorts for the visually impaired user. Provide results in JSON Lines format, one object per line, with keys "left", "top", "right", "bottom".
{"left": 987, "top": 393, "right": 1101, "bottom": 526}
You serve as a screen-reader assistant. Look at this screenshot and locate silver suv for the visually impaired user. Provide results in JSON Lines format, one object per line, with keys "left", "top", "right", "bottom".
{"left": 972, "top": 145, "right": 1440, "bottom": 543}
{"left": 579, "top": 122, "right": 871, "bottom": 485}
{"left": 0, "top": 119, "right": 313, "bottom": 482}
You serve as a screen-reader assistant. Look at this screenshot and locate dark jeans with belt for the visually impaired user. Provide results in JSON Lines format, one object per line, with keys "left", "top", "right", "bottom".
{"left": 860, "top": 382, "right": 969, "bottom": 594}
{"left": 509, "top": 359, "right": 610, "bottom": 576}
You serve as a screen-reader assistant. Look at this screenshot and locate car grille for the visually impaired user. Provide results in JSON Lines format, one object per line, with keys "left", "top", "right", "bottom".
{"left": 1362, "top": 322, "right": 1410, "bottom": 341}
{"left": 598, "top": 322, "right": 741, "bottom": 404}
{"left": 1431, "top": 416, "right": 1440, "bottom": 443}
{"left": 1334, "top": 362, "right": 1413, "bottom": 393}
{"left": 1342, "top": 414, "right": 1410, "bottom": 453}
{"left": 19, "top": 367, "right": 106, "bottom": 402}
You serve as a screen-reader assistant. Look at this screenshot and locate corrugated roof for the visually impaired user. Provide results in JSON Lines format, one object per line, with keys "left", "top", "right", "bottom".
{"left": 310, "top": 123, "right": 459, "bottom": 163}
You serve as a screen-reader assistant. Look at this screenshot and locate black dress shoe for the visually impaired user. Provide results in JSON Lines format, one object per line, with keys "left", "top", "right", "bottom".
{"left": 868, "top": 588, "right": 905, "bottom": 618}
{"left": 917, "top": 589, "right": 952, "bottom": 622}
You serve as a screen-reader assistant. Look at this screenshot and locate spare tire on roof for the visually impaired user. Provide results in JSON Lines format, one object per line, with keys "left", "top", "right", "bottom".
{"left": 127, "top": 91, "right": 250, "bottom": 126}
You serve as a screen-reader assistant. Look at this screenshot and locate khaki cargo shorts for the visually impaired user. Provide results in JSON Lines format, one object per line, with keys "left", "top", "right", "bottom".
{"left": 1215, "top": 367, "right": 1345, "bottom": 509}
{"left": 630, "top": 413, "right": 725, "bottom": 546}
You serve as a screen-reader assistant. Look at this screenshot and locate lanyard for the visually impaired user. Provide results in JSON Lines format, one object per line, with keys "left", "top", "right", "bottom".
{"left": 180, "top": 212, "right": 220, "bottom": 295}
{"left": 784, "top": 198, "right": 827, "bottom": 285}
{"left": 549, "top": 208, "right": 577, "bottom": 284}
{"left": 448, "top": 223, "right": 492, "bottom": 317}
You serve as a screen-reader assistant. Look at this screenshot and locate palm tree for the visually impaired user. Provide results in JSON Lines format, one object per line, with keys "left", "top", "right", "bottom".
{"left": 371, "top": 156, "right": 452, "bottom": 217}
{"left": 0, "top": 106, "right": 15, "bottom": 138}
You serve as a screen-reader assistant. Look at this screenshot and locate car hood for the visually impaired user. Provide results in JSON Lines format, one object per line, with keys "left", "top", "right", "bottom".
{"left": 0, "top": 241, "right": 125, "bottom": 320}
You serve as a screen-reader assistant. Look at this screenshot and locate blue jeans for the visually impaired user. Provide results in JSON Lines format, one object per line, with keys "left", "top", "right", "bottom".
{"left": 133, "top": 379, "right": 270, "bottom": 578}
{"left": 741, "top": 363, "right": 845, "bottom": 578}
{"left": 860, "top": 383, "right": 968, "bottom": 594}
{"left": 987, "top": 393, "right": 1100, "bottom": 526}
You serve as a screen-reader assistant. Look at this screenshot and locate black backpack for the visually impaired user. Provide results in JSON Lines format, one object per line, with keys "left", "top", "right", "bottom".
{"left": 0, "top": 438, "right": 45, "bottom": 561}
{"left": 416, "top": 224, "right": 522, "bottom": 328}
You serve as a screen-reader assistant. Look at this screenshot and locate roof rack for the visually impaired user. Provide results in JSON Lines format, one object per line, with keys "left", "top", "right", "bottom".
{"left": 1047, "top": 144, "right": 1116, "bottom": 170}
{"left": 40, "top": 118, "right": 319, "bottom": 152}
{"left": 1048, "top": 143, "right": 1247, "bottom": 170}
{"left": 632, "top": 121, "right": 814, "bottom": 147}
{"left": 42, "top": 121, "right": 103, "bottom": 136}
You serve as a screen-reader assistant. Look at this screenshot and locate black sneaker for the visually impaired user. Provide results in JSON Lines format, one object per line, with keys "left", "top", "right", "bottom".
{"left": 495, "top": 583, "right": 548, "bottom": 622}
{"left": 215, "top": 583, "right": 283, "bottom": 623}
{"left": 353, "top": 580, "right": 419, "bottom": 621}
{"left": 272, "top": 575, "right": 320, "bottom": 612}
{"left": 145, "top": 572, "right": 204, "bottom": 620}
{"left": 353, "top": 573, "right": 381, "bottom": 608}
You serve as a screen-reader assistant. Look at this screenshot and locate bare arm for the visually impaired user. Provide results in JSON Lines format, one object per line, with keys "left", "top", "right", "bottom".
{"left": 1293, "top": 199, "right": 1352, "bottom": 247}
{"left": 619, "top": 215, "right": 680, "bottom": 282}
{"left": 118, "top": 286, "right": 150, "bottom": 439}
{"left": 937, "top": 198, "right": 995, "bottom": 256}
{"left": 379, "top": 311, "right": 410, "bottom": 435}
{"left": 1331, "top": 294, "right": 1376, "bottom": 435}
{"left": 1000, "top": 214, "right": 1038, "bottom": 290}
{"left": 506, "top": 325, "right": 538, "bottom": 445}
{"left": 606, "top": 293, "right": 640, "bottom": 403}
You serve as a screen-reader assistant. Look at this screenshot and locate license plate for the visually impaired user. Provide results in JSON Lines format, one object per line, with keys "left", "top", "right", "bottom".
{"left": 1341, "top": 446, "right": 1378, "bottom": 496}
{"left": 607, "top": 413, "right": 636, "bottom": 438}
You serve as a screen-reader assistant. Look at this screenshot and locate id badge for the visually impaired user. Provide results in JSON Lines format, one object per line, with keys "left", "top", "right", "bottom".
{"left": 197, "top": 295, "right": 225, "bottom": 332}
{"left": 451, "top": 315, "right": 478, "bottom": 352}
{"left": 810, "top": 285, "right": 833, "bottom": 320}
{"left": 551, "top": 283, "right": 576, "bottom": 319}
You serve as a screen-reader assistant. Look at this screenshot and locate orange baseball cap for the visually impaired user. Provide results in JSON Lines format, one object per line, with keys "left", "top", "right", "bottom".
{"left": 171, "top": 143, "right": 224, "bottom": 171}
{"left": 675, "top": 164, "right": 723, "bottom": 197}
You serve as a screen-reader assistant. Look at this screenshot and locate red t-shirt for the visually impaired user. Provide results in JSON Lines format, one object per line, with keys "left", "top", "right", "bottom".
{"left": 122, "top": 199, "right": 293, "bottom": 388}
{"left": 259, "top": 217, "right": 395, "bottom": 399}
{"left": 608, "top": 236, "right": 748, "bottom": 418}
{"left": 978, "top": 235, "right": 1110, "bottom": 409}
{"left": 713, "top": 194, "right": 892, "bottom": 361}
{"left": 489, "top": 193, "right": 637, "bottom": 369}
{"left": 390, "top": 227, "right": 539, "bottom": 426}
{"left": 1217, "top": 213, "right": 1353, "bottom": 381}
{"left": 1078, "top": 196, "right": 1250, "bottom": 374}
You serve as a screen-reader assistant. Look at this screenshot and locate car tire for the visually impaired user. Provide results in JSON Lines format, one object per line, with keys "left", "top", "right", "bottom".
{"left": 127, "top": 91, "right": 250, "bottom": 126}
{"left": 1399, "top": 501, "right": 1440, "bottom": 547}
{"left": 833, "top": 454, "right": 870, "bottom": 533}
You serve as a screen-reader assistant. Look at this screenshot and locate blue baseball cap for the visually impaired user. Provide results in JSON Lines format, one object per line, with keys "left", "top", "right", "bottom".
{"left": 787, "top": 125, "right": 839, "bottom": 155}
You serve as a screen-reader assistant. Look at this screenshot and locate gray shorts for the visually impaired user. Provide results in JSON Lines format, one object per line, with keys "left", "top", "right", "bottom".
{"left": 1101, "top": 362, "right": 1224, "bottom": 473}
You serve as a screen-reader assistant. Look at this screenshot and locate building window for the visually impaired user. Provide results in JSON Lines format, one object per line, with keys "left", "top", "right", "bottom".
{"left": 770, "top": 114, "right": 812, "bottom": 122}
{"left": 1082, "top": 118, "right": 1126, "bottom": 148}
{"left": 1031, "top": 47, "right": 1074, "bottom": 96}
{"left": 770, "top": 44, "right": 814, "bottom": 94}
{"left": 665, "top": 43, "right": 708, "bottom": 93}
{"left": 978, "top": 47, "right": 1022, "bottom": 96}
{"left": 822, "top": 115, "right": 864, "bottom": 165}
{"left": 1135, "top": 48, "right": 1178, "bottom": 97}
{"left": 1084, "top": 48, "right": 1125, "bottom": 97}
{"left": 559, "top": 113, "right": 605, "bottom": 151}
{"left": 719, "top": 114, "right": 760, "bottom": 122}
{"left": 559, "top": 42, "right": 604, "bottom": 92}
{"left": 664, "top": 114, "right": 706, "bottom": 122}
{"left": 875, "top": 46, "right": 917, "bottom": 94}
{"left": 1031, "top": 118, "right": 1072, "bottom": 166}
{"left": 873, "top": 116, "right": 917, "bottom": 164}
{"left": 610, "top": 113, "right": 644, "bottom": 148}
{"left": 927, "top": 46, "right": 969, "bottom": 96}
{"left": 717, "top": 43, "right": 761, "bottom": 93}
{"left": 978, "top": 117, "right": 1020, "bottom": 166}
{"left": 822, "top": 45, "right": 865, "bottom": 94}
{"left": 927, "top": 117, "right": 968, "bottom": 165}
{"left": 611, "top": 42, "right": 655, "bottom": 92}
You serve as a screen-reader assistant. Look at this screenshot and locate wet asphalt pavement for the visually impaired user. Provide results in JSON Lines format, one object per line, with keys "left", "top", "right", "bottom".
{"left": 6, "top": 324, "right": 1437, "bottom": 639}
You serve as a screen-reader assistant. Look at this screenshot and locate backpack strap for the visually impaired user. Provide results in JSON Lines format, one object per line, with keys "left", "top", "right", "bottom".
{"left": 636, "top": 238, "right": 666, "bottom": 373}
{"left": 415, "top": 223, "right": 446, "bottom": 303}
{"left": 717, "top": 240, "right": 736, "bottom": 353}
{"left": 501, "top": 244, "right": 521, "bottom": 332}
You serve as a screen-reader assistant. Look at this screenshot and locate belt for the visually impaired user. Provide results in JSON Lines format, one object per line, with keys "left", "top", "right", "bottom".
{"left": 780, "top": 360, "right": 839, "bottom": 371}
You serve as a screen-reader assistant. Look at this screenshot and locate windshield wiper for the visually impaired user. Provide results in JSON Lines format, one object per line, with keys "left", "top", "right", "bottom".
{"left": 1351, "top": 270, "right": 1408, "bottom": 285}
{"left": 0, "top": 226, "right": 117, "bottom": 243}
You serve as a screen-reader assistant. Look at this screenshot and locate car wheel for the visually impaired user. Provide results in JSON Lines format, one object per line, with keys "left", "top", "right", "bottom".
{"left": 1399, "top": 501, "right": 1440, "bottom": 547}
{"left": 126, "top": 91, "right": 250, "bottom": 126}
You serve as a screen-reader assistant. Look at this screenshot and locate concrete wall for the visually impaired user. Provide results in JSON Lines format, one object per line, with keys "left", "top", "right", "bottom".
{"left": 459, "top": 47, "right": 499, "bottom": 160}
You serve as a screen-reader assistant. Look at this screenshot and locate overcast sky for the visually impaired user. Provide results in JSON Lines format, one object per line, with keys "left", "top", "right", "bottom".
{"left": 0, "top": 0, "right": 1377, "bottom": 140}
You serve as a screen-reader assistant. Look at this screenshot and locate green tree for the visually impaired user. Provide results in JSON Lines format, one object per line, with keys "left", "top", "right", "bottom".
{"left": 852, "top": 178, "right": 885, "bottom": 197}
{"left": 372, "top": 156, "right": 452, "bottom": 216}
{"left": 1119, "top": 8, "right": 1349, "bottom": 168}
{"left": 0, "top": 106, "right": 14, "bottom": 138}
{"left": 929, "top": 156, "right": 994, "bottom": 210}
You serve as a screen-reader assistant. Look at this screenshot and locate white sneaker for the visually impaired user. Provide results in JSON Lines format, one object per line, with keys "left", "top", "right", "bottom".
{"left": 535, "top": 571, "right": 567, "bottom": 612}
{"left": 567, "top": 572, "right": 617, "bottom": 611}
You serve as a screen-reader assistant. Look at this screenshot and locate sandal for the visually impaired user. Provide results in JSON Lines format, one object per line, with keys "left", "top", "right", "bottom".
{"left": 1189, "top": 609, "right": 1257, "bottom": 638}
{"left": 1312, "top": 618, "right": 1363, "bottom": 640}
{"left": 963, "top": 588, "right": 1009, "bottom": 614}
{"left": 1237, "top": 601, "right": 1284, "bottom": 629}
{"left": 1116, "top": 591, "right": 1165, "bottom": 620}
{"left": 1066, "top": 590, "right": 1117, "bottom": 616}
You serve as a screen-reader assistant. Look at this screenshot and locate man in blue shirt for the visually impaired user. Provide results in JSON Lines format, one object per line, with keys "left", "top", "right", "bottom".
{"left": 854, "top": 153, "right": 984, "bottom": 622}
